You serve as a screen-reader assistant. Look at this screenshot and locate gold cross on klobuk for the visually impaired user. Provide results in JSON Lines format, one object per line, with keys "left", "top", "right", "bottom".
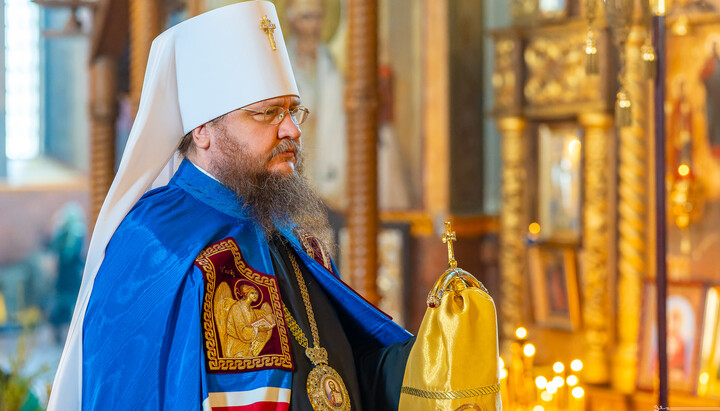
{"left": 260, "top": 15, "right": 277, "bottom": 51}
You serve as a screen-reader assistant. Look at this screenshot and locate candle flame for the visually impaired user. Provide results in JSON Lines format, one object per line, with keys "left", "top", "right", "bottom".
{"left": 570, "top": 359, "right": 583, "bottom": 371}
{"left": 567, "top": 375, "right": 579, "bottom": 386}
{"left": 536, "top": 376, "right": 548, "bottom": 389}
{"left": 516, "top": 327, "right": 528, "bottom": 339}
{"left": 523, "top": 343, "right": 536, "bottom": 357}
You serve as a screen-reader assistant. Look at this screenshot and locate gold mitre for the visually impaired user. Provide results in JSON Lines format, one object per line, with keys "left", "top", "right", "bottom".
{"left": 399, "top": 221, "right": 502, "bottom": 411}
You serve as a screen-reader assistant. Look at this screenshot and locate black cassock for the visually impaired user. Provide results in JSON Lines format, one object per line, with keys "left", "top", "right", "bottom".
{"left": 268, "top": 237, "right": 415, "bottom": 410}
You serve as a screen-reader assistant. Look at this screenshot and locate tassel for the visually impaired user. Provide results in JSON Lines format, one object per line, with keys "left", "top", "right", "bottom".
{"left": 642, "top": 41, "right": 656, "bottom": 79}
{"left": 585, "top": 33, "right": 599, "bottom": 75}
{"left": 616, "top": 91, "right": 632, "bottom": 127}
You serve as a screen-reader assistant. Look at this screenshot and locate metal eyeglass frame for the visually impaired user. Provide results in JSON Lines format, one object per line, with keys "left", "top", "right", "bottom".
{"left": 240, "top": 105, "right": 310, "bottom": 126}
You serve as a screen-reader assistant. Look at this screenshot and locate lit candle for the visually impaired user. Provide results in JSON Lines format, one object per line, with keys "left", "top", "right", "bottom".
{"left": 523, "top": 343, "right": 536, "bottom": 406}
{"left": 508, "top": 341, "right": 525, "bottom": 406}
{"left": 553, "top": 362, "right": 567, "bottom": 410}
{"left": 699, "top": 372, "right": 710, "bottom": 396}
{"left": 516, "top": 327, "right": 528, "bottom": 340}
{"left": 535, "top": 376, "right": 547, "bottom": 406}
{"left": 499, "top": 365, "right": 510, "bottom": 407}
{"left": 546, "top": 381, "right": 558, "bottom": 411}
{"left": 569, "top": 359, "right": 583, "bottom": 411}
{"left": 570, "top": 359, "right": 583, "bottom": 373}
{"left": 498, "top": 357, "right": 509, "bottom": 407}
{"left": 567, "top": 375, "right": 579, "bottom": 387}
{"left": 571, "top": 386, "right": 585, "bottom": 411}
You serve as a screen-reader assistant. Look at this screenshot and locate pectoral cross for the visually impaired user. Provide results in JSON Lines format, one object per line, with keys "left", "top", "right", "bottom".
{"left": 442, "top": 221, "right": 457, "bottom": 268}
{"left": 260, "top": 16, "right": 277, "bottom": 51}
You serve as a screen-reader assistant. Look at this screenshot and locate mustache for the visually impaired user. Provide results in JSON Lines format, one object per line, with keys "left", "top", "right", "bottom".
{"left": 269, "top": 139, "right": 301, "bottom": 160}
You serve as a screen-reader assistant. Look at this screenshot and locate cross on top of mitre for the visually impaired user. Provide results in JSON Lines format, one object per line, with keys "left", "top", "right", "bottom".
{"left": 260, "top": 15, "right": 277, "bottom": 51}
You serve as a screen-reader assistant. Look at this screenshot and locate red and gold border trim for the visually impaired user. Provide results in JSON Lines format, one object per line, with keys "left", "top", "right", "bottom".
{"left": 195, "top": 238, "right": 293, "bottom": 372}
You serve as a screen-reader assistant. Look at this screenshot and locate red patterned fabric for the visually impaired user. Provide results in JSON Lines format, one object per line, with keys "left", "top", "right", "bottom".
{"left": 195, "top": 238, "right": 294, "bottom": 374}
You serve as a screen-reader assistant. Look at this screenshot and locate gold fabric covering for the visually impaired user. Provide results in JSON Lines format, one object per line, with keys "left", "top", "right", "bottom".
{"left": 400, "top": 223, "right": 501, "bottom": 410}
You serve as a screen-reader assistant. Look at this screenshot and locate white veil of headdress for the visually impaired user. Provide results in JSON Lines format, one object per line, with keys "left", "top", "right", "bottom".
{"left": 48, "top": 2, "right": 298, "bottom": 409}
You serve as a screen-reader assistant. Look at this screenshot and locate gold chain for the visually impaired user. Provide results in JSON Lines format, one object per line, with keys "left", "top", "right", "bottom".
{"left": 283, "top": 305, "right": 309, "bottom": 349}
{"left": 288, "top": 253, "right": 321, "bottom": 347}
{"left": 284, "top": 253, "right": 350, "bottom": 409}
{"left": 283, "top": 253, "right": 329, "bottom": 366}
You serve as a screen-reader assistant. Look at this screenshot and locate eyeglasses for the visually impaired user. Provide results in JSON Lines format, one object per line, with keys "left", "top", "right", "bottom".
{"left": 240, "top": 105, "right": 310, "bottom": 126}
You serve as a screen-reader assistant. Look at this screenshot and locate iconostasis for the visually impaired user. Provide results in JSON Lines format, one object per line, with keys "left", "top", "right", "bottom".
{"left": 492, "top": 0, "right": 720, "bottom": 409}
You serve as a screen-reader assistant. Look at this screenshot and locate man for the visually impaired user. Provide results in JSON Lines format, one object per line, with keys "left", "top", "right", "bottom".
{"left": 48, "top": 2, "right": 413, "bottom": 410}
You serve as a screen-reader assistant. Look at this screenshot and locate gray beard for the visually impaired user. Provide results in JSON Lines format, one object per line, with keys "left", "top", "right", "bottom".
{"left": 207, "top": 127, "right": 334, "bottom": 250}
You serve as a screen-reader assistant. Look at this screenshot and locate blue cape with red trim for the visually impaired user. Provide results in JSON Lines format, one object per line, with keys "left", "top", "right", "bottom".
{"left": 82, "top": 159, "right": 411, "bottom": 410}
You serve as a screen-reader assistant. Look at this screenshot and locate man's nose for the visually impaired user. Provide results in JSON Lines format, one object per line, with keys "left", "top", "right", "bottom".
{"left": 277, "top": 112, "right": 301, "bottom": 140}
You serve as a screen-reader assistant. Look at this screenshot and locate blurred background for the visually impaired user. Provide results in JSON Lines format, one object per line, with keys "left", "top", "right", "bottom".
{"left": 1, "top": 0, "right": 720, "bottom": 409}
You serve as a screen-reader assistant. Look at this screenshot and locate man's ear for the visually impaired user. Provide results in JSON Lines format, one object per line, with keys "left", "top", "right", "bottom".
{"left": 192, "top": 124, "right": 211, "bottom": 150}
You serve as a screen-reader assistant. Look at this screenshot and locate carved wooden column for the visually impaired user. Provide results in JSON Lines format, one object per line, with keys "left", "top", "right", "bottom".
{"left": 89, "top": 56, "right": 118, "bottom": 227}
{"left": 612, "top": 25, "right": 649, "bottom": 393}
{"left": 579, "top": 112, "right": 613, "bottom": 384}
{"left": 423, "top": 0, "right": 449, "bottom": 216}
{"left": 498, "top": 116, "right": 527, "bottom": 346}
{"left": 129, "top": 0, "right": 161, "bottom": 116}
{"left": 346, "top": 0, "right": 380, "bottom": 305}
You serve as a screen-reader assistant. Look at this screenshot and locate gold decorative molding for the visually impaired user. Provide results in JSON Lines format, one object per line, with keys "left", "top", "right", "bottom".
{"left": 510, "top": 0, "right": 538, "bottom": 25}
{"left": 612, "top": 25, "right": 649, "bottom": 394}
{"left": 380, "top": 211, "right": 434, "bottom": 236}
{"left": 380, "top": 211, "right": 499, "bottom": 238}
{"left": 491, "top": 33, "right": 522, "bottom": 116}
{"left": 497, "top": 116, "right": 527, "bottom": 348}
{"left": 450, "top": 215, "right": 500, "bottom": 237}
{"left": 523, "top": 27, "right": 605, "bottom": 117}
{"left": 578, "top": 111, "right": 613, "bottom": 385}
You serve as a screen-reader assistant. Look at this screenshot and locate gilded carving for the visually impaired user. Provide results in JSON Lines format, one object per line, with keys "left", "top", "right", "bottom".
{"left": 579, "top": 112, "right": 613, "bottom": 384}
{"left": 612, "top": 25, "right": 649, "bottom": 393}
{"left": 510, "top": 0, "right": 538, "bottom": 24}
{"left": 524, "top": 31, "right": 601, "bottom": 110}
{"left": 498, "top": 117, "right": 527, "bottom": 344}
{"left": 492, "top": 38, "right": 520, "bottom": 112}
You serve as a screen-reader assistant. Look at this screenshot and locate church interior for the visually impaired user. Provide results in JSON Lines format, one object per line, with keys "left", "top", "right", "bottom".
{"left": 1, "top": 0, "right": 719, "bottom": 409}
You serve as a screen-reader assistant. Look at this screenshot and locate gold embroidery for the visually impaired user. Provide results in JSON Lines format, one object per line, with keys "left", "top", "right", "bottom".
{"left": 196, "top": 239, "right": 292, "bottom": 371}
{"left": 400, "top": 383, "right": 501, "bottom": 399}
{"left": 214, "top": 282, "right": 276, "bottom": 358}
{"left": 296, "top": 230, "right": 332, "bottom": 272}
